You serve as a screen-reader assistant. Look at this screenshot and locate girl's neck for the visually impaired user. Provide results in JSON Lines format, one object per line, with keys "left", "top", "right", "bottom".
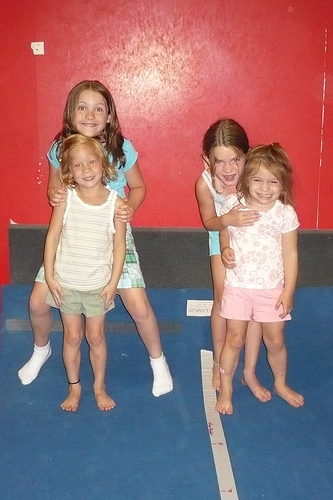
{"left": 213, "top": 176, "right": 236, "bottom": 196}
{"left": 75, "top": 184, "right": 109, "bottom": 206}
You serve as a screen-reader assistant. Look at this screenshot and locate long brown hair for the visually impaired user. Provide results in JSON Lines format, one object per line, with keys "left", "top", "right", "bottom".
{"left": 55, "top": 80, "right": 125, "bottom": 169}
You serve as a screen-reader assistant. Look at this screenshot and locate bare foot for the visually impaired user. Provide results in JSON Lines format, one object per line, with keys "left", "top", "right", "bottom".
{"left": 61, "top": 384, "right": 81, "bottom": 412}
{"left": 212, "top": 362, "right": 220, "bottom": 391}
{"left": 215, "top": 389, "right": 233, "bottom": 415}
{"left": 94, "top": 388, "right": 116, "bottom": 411}
{"left": 242, "top": 373, "right": 271, "bottom": 402}
{"left": 274, "top": 384, "right": 304, "bottom": 408}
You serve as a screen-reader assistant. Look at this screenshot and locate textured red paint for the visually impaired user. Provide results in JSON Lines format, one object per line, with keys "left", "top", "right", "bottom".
{"left": 0, "top": 0, "right": 332, "bottom": 284}
{"left": 0, "top": 1, "right": 40, "bottom": 284}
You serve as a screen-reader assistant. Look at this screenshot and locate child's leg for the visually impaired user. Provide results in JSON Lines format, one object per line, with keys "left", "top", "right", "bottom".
{"left": 262, "top": 322, "right": 304, "bottom": 407}
{"left": 85, "top": 316, "right": 116, "bottom": 411}
{"left": 216, "top": 320, "right": 248, "bottom": 415}
{"left": 210, "top": 255, "right": 227, "bottom": 391}
{"left": 242, "top": 321, "right": 271, "bottom": 402}
{"left": 18, "top": 281, "right": 52, "bottom": 385}
{"left": 60, "top": 313, "right": 84, "bottom": 412}
{"left": 119, "top": 288, "right": 161, "bottom": 356}
{"left": 119, "top": 287, "right": 173, "bottom": 397}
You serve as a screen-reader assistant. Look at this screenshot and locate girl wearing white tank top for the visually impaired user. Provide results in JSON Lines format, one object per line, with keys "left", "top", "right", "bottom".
{"left": 195, "top": 119, "right": 271, "bottom": 404}
{"left": 44, "top": 134, "right": 126, "bottom": 413}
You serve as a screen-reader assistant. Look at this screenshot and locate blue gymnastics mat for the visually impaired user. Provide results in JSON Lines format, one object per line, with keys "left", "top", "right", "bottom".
{"left": 1, "top": 285, "right": 333, "bottom": 500}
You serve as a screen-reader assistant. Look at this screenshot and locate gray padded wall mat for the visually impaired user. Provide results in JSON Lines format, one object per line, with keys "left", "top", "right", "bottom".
{"left": 8, "top": 225, "right": 333, "bottom": 287}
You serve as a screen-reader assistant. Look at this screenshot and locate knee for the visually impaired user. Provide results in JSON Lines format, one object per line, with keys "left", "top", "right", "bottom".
{"left": 266, "top": 337, "right": 284, "bottom": 353}
{"left": 86, "top": 330, "right": 104, "bottom": 348}
{"left": 227, "top": 332, "right": 245, "bottom": 351}
{"left": 64, "top": 330, "right": 83, "bottom": 348}
{"left": 29, "top": 292, "right": 50, "bottom": 316}
{"left": 126, "top": 298, "right": 151, "bottom": 322}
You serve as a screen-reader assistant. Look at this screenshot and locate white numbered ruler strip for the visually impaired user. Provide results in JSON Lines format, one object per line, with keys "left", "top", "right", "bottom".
{"left": 201, "top": 349, "right": 239, "bottom": 499}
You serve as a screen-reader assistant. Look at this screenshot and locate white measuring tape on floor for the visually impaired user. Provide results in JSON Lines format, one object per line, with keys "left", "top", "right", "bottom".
{"left": 201, "top": 349, "right": 239, "bottom": 500}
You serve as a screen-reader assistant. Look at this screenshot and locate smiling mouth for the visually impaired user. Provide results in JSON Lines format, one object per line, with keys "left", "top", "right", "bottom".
{"left": 258, "top": 194, "right": 272, "bottom": 199}
{"left": 223, "top": 174, "right": 237, "bottom": 182}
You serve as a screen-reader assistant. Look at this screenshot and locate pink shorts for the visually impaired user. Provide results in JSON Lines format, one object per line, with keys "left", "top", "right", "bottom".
{"left": 220, "top": 285, "right": 291, "bottom": 323}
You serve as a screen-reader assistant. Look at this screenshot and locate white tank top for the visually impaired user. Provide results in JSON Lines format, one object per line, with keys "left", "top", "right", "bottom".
{"left": 201, "top": 169, "right": 227, "bottom": 216}
{"left": 54, "top": 188, "right": 118, "bottom": 291}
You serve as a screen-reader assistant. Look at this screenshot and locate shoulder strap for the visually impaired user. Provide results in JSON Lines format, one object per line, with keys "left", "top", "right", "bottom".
{"left": 201, "top": 169, "right": 216, "bottom": 197}
{"left": 63, "top": 188, "right": 72, "bottom": 224}
{"left": 108, "top": 189, "right": 118, "bottom": 233}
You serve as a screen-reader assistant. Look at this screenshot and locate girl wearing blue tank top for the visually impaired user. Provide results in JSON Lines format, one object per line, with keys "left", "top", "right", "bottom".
{"left": 195, "top": 119, "right": 271, "bottom": 403}
{"left": 18, "top": 80, "right": 173, "bottom": 398}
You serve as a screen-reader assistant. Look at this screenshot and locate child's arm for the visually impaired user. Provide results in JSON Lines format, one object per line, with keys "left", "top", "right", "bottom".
{"left": 195, "top": 176, "right": 260, "bottom": 231}
{"left": 195, "top": 176, "right": 223, "bottom": 230}
{"left": 276, "top": 229, "right": 298, "bottom": 318}
{"left": 44, "top": 203, "right": 66, "bottom": 306}
{"left": 115, "top": 162, "right": 146, "bottom": 223}
{"left": 99, "top": 198, "right": 126, "bottom": 309}
{"left": 48, "top": 162, "right": 67, "bottom": 207}
{"left": 220, "top": 228, "right": 236, "bottom": 269}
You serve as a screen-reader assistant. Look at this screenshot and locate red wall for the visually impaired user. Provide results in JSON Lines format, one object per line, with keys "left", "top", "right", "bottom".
{"left": 1, "top": 0, "right": 332, "bottom": 285}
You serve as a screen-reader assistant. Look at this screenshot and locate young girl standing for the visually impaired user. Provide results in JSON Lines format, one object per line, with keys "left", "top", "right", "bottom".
{"left": 44, "top": 134, "right": 126, "bottom": 411}
{"left": 216, "top": 143, "right": 304, "bottom": 415}
{"left": 195, "top": 119, "right": 271, "bottom": 403}
{"left": 19, "top": 80, "right": 173, "bottom": 398}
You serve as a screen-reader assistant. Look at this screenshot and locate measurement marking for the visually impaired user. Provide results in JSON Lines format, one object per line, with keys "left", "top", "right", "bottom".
{"left": 201, "top": 349, "right": 239, "bottom": 499}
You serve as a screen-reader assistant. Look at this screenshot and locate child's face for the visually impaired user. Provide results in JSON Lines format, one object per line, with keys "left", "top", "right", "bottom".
{"left": 69, "top": 144, "right": 104, "bottom": 188}
{"left": 248, "top": 164, "right": 282, "bottom": 210}
{"left": 73, "top": 90, "right": 111, "bottom": 137}
{"left": 210, "top": 146, "right": 245, "bottom": 188}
